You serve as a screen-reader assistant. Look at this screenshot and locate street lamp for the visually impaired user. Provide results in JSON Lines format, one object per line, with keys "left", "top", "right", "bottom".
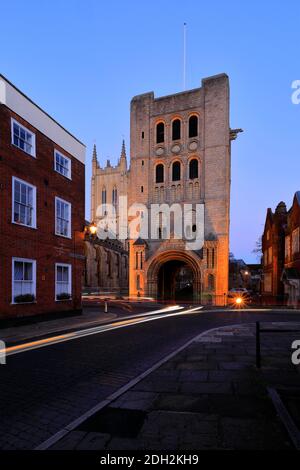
{"left": 89, "top": 222, "right": 97, "bottom": 236}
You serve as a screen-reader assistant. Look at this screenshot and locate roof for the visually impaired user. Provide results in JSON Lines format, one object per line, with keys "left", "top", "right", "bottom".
{"left": 0, "top": 74, "right": 85, "bottom": 163}
{"left": 133, "top": 237, "right": 148, "bottom": 247}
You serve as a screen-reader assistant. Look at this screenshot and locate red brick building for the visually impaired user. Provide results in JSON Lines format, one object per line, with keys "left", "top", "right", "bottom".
{"left": 261, "top": 201, "right": 287, "bottom": 303}
{"left": 262, "top": 193, "right": 300, "bottom": 306}
{"left": 282, "top": 192, "right": 300, "bottom": 306}
{"left": 0, "top": 75, "right": 86, "bottom": 320}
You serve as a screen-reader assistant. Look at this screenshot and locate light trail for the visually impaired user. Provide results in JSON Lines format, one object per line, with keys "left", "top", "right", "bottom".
{"left": 0, "top": 305, "right": 203, "bottom": 357}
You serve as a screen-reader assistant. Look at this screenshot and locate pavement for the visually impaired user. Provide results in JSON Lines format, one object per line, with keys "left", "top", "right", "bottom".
{"left": 51, "top": 321, "right": 300, "bottom": 451}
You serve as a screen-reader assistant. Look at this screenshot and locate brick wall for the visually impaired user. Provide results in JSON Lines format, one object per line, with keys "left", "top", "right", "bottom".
{"left": 0, "top": 104, "right": 85, "bottom": 319}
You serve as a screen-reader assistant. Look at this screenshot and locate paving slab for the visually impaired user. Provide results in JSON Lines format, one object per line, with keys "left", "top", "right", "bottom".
{"left": 52, "top": 322, "right": 300, "bottom": 450}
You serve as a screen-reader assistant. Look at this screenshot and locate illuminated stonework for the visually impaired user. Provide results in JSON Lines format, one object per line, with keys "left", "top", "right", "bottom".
{"left": 91, "top": 74, "right": 237, "bottom": 304}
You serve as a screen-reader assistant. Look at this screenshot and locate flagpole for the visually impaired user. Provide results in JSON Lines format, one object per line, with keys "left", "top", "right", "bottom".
{"left": 183, "top": 22, "right": 187, "bottom": 90}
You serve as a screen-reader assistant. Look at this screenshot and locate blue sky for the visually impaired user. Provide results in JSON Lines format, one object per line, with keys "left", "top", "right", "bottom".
{"left": 1, "top": 0, "right": 300, "bottom": 262}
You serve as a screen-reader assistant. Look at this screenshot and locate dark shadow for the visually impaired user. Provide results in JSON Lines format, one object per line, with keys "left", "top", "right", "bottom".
{"left": 158, "top": 260, "right": 194, "bottom": 302}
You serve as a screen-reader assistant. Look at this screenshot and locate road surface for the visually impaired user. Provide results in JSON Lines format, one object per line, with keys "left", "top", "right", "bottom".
{"left": 0, "top": 306, "right": 299, "bottom": 449}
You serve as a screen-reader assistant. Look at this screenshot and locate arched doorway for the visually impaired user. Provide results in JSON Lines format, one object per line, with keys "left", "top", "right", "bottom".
{"left": 146, "top": 250, "right": 201, "bottom": 302}
{"left": 158, "top": 260, "right": 194, "bottom": 301}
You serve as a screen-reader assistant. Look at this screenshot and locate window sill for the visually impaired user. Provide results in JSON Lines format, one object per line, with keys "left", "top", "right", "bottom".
{"left": 12, "top": 142, "right": 36, "bottom": 158}
{"left": 55, "top": 298, "right": 72, "bottom": 302}
{"left": 12, "top": 221, "right": 37, "bottom": 230}
{"left": 55, "top": 232, "right": 72, "bottom": 239}
{"left": 54, "top": 169, "right": 72, "bottom": 181}
{"left": 11, "top": 301, "right": 37, "bottom": 305}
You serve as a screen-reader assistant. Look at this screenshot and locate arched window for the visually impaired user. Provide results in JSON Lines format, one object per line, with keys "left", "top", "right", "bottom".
{"left": 112, "top": 187, "right": 117, "bottom": 206}
{"left": 124, "top": 256, "right": 127, "bottom": 279}
{"left": 101, "top": 187, "right": 106, "bottom": 204}
{"left": 208, "top": 274, "right": 215, "bottom": 291}
{"left": 101, "top": 187, "right": 107, "bottom": 215}
{"left": 211, "top": 248, "right": 215, "bottom": 268}
{"left": 107, "top": 252, "right": 111, "bottom": 277}
{"left": 189, "top": 159, "right": 198, "bottom": 179}
{"left": 172, "top": 119, "right": 181, "bottom": 140}
{"left": 156, "top": 122, "right": 164, "bottom": 144}
{"left": 189, "top": 115, "right": 198, "bottom": 138}
{"left": 172, "top": 161, "right": 181, "bottom": 181}
{"left": 155, "top": 164, "right": 164, "bottom": 183}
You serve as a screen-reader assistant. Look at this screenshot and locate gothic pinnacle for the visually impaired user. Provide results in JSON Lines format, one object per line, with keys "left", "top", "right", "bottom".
{"left": 120, "top": 139, "right": 126, "bottom": 159}
{"left": 92, "top": 143, "right": 97, "bottom": 161}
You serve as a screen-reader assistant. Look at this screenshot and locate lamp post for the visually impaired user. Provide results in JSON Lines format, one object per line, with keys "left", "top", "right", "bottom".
{"left": 89, "top": 222, "right": 97, "bottom": 236}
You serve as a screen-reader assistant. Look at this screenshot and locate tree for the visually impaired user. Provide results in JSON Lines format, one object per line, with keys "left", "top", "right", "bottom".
{"left": 252, "top": 236, "right": 262, "bottom": 260}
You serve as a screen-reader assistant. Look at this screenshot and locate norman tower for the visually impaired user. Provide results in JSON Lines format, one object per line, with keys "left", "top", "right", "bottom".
{"left": 128, "top": 74, "right": 236, "bottom": 304}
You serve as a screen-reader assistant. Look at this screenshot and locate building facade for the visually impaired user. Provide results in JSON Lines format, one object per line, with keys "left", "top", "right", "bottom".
{"left": 282, "top": 192, "right": 300, "bottom": 306}
{"left": 91, "top": 74, "right": 238, "bottom": 304}
{"left": 262, "top": 201, "right": 287, "bottom": 303}
{"left": 91, "top": 141, "right": 128, "bottom": 239}
{"left": 83, "top": 234, "right": 128, "bottom": 296}
{"left": 262, "top": 193, "right": 300, "bottom": 306}
{"left": 0, "top": 75, "right": 86, "bottom": 319}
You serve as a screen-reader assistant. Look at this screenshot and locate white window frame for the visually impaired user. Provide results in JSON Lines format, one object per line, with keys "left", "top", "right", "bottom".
{"left": 11, "top": 118, "right": 36, "bottom": 157}
{"left": 55, "top": 197, "right": 72, "bottom": 238}
{"left": 54, "top": 149, "right": 71, "bottom": 179}
{"left": 12, "top": 257, "right": 36, "bottom": 304}
{"left": 12, "top": 176, "right": 37, "bottom": 229}
{"left": 55, "top": 263, "right": 72, "bottom": 301}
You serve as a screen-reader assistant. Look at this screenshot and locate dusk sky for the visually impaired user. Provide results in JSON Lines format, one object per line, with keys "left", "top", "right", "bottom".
{"left": 1, "top": 0, "right": 300, "bottom": 262}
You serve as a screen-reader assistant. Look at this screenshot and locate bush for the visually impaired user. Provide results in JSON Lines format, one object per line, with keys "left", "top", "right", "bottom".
{"left": 56, "top": 292, "right": 71, "bottom": 301}
{"left": 14, "top": 294, "right": 35, "bottom": 303}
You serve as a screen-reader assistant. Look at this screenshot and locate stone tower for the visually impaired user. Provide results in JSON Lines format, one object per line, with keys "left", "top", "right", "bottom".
{"left": 128, "top": 74, "right": 236, "bottom": 304}
{"left": 91, "top": 140, "right": 128, "bottom": 239}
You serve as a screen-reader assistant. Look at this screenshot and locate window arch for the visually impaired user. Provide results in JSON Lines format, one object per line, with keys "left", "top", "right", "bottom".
{"left": 172, "top": 161, "right": 181, "bottom": 181}
{"left": 101, "top": 187, "right": 107, "bottom": 204}
{"left": 101, "top": 187, "right": 107, "bottom": 215}
{"left": 189, "top": 159, "right": 199, "bottom": 179}
{"left": 107, "top": 252, "right": 111, "bottom": 277}
{"left": 156, "top": 122, "right": 164, "bottom": 144}
{"left": 172, "top": 119, "right": 181, "bottom": 140}
{"left": 135, "top": 251, "right": 139, "bottom": 270}
{"left": 112, "top": 186, "right": 117, "bottom": 206}
{"left": 189, "top": 115, "right": 198, "bottom": 138}
{"left": 208, "top": 274, "right": 215, "bottom": 291}
{"left": 155, "top": 164, "right": 164, "bottom": 183}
